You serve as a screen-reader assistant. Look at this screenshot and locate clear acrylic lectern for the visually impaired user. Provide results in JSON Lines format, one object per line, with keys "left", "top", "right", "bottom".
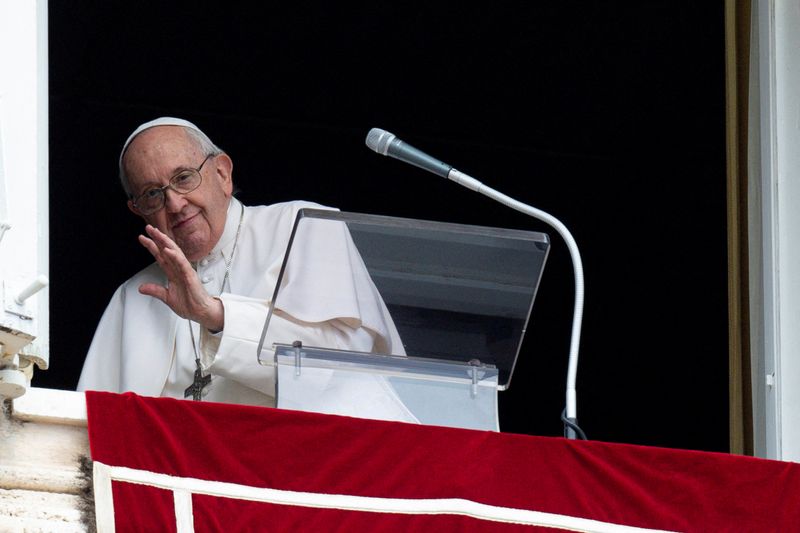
{"left": 256, "top": 209, "right": 549, "bottom": 431}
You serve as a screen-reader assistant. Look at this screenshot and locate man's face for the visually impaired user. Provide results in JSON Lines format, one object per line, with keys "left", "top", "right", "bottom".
{"left": 124, "top": 126, "right": 233, "bottom": 262}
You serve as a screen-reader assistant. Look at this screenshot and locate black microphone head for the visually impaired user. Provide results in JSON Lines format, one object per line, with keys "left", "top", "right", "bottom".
{"left": 365, "top": 128, "right": 396, "bottom": 156}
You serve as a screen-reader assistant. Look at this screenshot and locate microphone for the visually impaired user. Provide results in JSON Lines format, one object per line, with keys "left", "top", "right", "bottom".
{"left": 365, "top": 128, "right": 452, "bottom": 178}
{"left": 366, "top": 127, "right": 587, "bottom": 440}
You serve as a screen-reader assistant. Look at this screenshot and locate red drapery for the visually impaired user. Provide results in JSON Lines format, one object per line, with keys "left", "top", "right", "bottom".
{"left": 86, "top": 391, "right": 800, "bottom": 532}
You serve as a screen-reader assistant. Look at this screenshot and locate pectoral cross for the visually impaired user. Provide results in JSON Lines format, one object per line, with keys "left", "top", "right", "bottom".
{"left": 184, "top": 361, "right": 211, "bottom": 401}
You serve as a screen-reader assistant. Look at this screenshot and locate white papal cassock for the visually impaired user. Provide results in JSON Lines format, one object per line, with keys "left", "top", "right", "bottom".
{"left": 78, "top": 197, "right": 414, "bottom": 421}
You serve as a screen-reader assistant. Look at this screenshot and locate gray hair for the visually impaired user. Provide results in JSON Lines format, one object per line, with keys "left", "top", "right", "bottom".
{"left": 119, "top": 125, "right": 224, "bottom": 197}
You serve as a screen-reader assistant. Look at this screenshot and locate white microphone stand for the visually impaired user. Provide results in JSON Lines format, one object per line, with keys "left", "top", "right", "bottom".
{"left": 365, "top": 127, "right": 586, "bottom": 438}
{"left": 447, "top": 169, "right": 585, "bottom": 439}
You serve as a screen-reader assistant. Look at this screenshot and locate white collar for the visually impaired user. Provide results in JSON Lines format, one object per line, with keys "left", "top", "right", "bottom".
{"left": 195, "top": 197, "right": 245, "bottom": 267}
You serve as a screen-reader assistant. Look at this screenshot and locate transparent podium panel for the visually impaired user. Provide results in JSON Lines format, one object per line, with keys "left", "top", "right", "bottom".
{"left": 275, "top": 344, "right": 500, "bottom": 431}
{"left": 257, "top": 208, "right": 549, "bottom": 430}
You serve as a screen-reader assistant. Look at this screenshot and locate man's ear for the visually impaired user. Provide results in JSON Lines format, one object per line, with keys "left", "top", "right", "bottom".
{"left": 127, "top": 199, "right": 143, "bottom": 218}
{"left": 215, "top": 153, "right": 234, "bottom": 196}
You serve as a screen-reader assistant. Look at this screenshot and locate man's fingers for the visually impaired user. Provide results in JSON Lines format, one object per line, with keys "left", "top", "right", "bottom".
{"left": 138, "top": 234, "right": 160, "bottom": 257}
{"left": 139, "top": 229, "right": 191, "bottom": 275}
{"left": 161, "top": 247, "right": 197, "bottom": 280}
{"left": 145, "top": 225, "right": 179, "bottom": 251}
{"left": 139, "top": 234, "right": 175, "bottom": 275}
{"left": 138, "top": 282, "right": 168, "bottom": 303}
{"left": 138, "top": 225, "right": 208, "bottom": 321}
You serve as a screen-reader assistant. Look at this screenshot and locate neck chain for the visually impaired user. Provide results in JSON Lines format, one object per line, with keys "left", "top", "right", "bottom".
{"left": 218, "top": 201, "right": 246, "bottom": 294}
{"left": 185, "top": 201, "right": 245, "bottom": 401}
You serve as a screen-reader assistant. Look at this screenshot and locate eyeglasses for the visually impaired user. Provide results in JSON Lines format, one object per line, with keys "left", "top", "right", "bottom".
{"left": 131, "top": 154, "right": 214, "bottom": 215}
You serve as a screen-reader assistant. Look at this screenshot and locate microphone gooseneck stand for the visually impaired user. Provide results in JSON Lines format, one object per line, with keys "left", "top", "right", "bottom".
{"left": 448, "top": 169, "right": 586, "bottom": 440}
{"left": 366, "top": 128, "right": 587, "bottom": 439}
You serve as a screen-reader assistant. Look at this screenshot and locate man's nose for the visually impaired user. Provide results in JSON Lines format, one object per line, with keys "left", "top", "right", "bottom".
{"left": 164, "top": 188, "right": 186, "bottom": 213}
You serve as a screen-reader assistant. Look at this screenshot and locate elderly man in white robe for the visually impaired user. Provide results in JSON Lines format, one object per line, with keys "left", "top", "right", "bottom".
{"left": 78, "top": 117, "right": 415, "bottom": 422}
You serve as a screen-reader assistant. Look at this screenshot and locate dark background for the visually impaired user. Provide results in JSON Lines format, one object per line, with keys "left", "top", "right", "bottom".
{"left": 42, "top": 2, "right": 728, "bottom": 451}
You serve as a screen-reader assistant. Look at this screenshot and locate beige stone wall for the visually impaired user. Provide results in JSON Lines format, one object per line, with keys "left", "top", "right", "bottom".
{"left": 1, "top": 388, "right": 91, "bottom": 532}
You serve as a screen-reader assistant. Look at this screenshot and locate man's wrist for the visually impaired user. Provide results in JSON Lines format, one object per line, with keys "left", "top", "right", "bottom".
{"left": 201, "top": 296, "right": 225, "bottom": 333}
